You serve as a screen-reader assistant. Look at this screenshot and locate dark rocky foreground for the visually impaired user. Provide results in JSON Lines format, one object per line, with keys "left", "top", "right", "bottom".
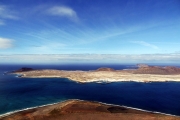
{"left": 1, "top": 100, "right": 179, "bottom": 120}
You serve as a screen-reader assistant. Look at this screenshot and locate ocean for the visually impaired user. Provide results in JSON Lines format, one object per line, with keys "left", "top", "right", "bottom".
{"left": 0, "top": 64, "right": 180, "bottom": 116}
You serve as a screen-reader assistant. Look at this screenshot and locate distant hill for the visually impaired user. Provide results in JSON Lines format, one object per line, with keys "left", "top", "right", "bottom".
{"left": 96, "top": 67, "right": 115, "bottom": 71}
{"left": 136, "top": 64, "right": 149, "bottom": 68}
{"left": 13, "top": 67, "right": 34, "bottom": 72}
{"left": 134, "top": 66, "right": 180, "bottom": 75}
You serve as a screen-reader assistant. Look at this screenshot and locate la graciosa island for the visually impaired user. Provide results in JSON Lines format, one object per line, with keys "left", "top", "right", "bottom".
{"left": 12, "top": 64, "right": 180, "bottom": 83}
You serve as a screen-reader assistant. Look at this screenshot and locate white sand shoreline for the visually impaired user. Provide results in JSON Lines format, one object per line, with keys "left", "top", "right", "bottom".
{"left": 12, "top": 65, "right": 180, "bottom": 83}
{"left": 17, "top": 75, "right": 180, "bottom": 83}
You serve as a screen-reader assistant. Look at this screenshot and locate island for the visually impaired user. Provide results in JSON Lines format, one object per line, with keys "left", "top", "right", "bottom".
{"left": 2, "top": 65, "right": 180, "bottom": 120}
{"left": 11, "top": 65, "right": 180, "bottom": 83}
{"left": 1, "top": 100, "right": 179, "bottom": 120}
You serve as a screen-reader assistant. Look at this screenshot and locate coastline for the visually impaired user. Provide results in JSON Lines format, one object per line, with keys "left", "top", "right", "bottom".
{"left": 12, "top": 69, "right": 180, "bottom": 83}
{"left": 0, "top": 99, "right": 179, "bottom": 119}
{"left": 0, "top": 99, "right": 74, "bottom": 118}
{"left": 3, "top": 66, "right": 180, "bottom": 119}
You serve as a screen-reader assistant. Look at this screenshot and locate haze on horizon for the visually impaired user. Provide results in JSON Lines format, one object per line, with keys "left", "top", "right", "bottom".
{"left": 0, "top": 0, "right": 180, "bottom": 64}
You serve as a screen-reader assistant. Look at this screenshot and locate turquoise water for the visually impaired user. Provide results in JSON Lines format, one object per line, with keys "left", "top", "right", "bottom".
{"left": 0, "top": 64, "right": 180, "bottom": 116}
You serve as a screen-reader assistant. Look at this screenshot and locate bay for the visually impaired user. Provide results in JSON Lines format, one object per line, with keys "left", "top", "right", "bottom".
{"left": 0, "top": 64, "right": 180, "bottom": 116}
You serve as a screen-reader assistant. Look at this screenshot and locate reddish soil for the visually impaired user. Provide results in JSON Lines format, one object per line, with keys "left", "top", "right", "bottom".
{"left": 133, "top": 66, "right": 180, "bottom": 75}
{"left": 1, "top": 100, "right": 179, "bottom": 120}
{"left": 96, "top": 67, "right": 115, "bottom": 71}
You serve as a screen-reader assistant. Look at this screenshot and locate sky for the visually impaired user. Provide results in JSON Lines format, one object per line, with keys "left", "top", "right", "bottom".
{"left": 0, "top": 0, "right": 180, "bottom": 64}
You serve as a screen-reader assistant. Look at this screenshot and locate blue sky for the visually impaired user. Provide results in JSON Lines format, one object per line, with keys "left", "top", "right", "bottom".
{"left": 0, "top": 0, "right": 180, "bottom": 63}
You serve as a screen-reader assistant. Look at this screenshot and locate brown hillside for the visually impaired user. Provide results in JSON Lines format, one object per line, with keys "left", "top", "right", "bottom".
{"left": 1, "top": 100, "right": 179, "bottom": 120}
{"left": 133, "top": 66, "right": 180, "bottom": 75}
{"left": 96, "top": 67, "right": 115, "bottom": 71}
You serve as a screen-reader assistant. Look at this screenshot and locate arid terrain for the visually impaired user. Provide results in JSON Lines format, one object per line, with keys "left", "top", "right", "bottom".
{"left": 1, "top": 100, "right": 179, "bottom": 120}
{"left": 12, "top": 65, "right": 180, "bottom": 83}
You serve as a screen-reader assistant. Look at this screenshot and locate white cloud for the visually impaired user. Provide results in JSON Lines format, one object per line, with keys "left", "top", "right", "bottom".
{"left": 1, "top": 54, "right": 180, "bottom": 64}
{"left": 0, "top": 19, "right": 5, "bottom": 25}
{"left": 0, "top": 5, "right": 18, "bottom": 20}
{"left": 131, "top": 41, "right": 159, "bottom": 49}
{"left": 0, "top": 38, "right": 14, "bottom": 49}
{"left": 47, "top": 6, "right": 78, "bottom": 21}
{"left": 29, "top": 43, "right": 66, "bottom": 54}
{"left": 0, "top": 4, "right": 18, "bottom": 26}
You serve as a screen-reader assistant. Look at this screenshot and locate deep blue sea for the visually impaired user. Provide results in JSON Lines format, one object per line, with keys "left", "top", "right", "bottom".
{"left": 0, "top": 64, "right": 180, "bottom": 116}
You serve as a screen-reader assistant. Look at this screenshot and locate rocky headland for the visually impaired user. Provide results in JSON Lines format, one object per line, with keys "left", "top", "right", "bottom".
{"left": 1, "top": 100, "right": 179, "bottom": 120}
{"left": 13, "top": 67, "right": 34, "bottom": 72}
